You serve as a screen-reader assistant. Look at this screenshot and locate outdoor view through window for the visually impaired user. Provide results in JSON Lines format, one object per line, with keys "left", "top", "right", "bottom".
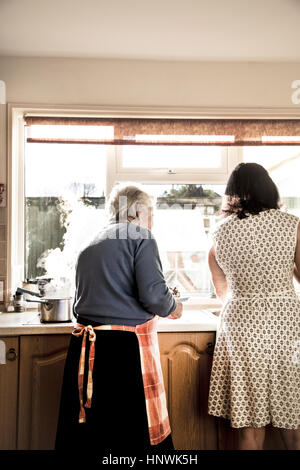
{"left": 24, "top": 125, "right": 300, "bottom": 300}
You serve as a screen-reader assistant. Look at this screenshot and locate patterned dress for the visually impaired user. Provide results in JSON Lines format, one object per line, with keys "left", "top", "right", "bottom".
{"left": 208, "top": 209, "right": 300, "bottom": 429}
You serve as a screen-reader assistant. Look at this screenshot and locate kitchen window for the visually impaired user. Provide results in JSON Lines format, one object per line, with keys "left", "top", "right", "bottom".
{"left": 20, "top": 118, "right": 240, "bottom": 303}
{"left": 9, "top": 111, "right": 300, "bottom": 306}
{"left": 24, "top": 138, "right": 233, "bottom": 300}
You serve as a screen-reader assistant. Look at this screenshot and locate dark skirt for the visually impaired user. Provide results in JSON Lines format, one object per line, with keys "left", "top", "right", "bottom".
{"left": 55, "top": 317, "right": 174, "bottom": 453}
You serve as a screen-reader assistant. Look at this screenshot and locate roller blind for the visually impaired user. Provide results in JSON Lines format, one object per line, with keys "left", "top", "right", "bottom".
{"left": 24, "top": 116, "right": 300, "bottom": 145}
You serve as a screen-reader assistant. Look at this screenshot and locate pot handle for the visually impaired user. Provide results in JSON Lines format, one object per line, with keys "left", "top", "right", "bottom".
{"left": 16, "top": 287, "right": 42, "bottom": 298}
{"left": 25, "top": 298, "right": 48, "bottom": 304}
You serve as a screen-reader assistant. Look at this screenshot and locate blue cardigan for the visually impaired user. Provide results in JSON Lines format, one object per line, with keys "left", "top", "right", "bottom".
{"left": 73, "top": 222, "right": 176, "bottom": 326}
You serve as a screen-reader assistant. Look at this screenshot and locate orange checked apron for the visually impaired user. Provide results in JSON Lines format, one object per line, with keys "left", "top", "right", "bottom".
{"left": 72, "top": 316, "right": 171, "bottom": 446}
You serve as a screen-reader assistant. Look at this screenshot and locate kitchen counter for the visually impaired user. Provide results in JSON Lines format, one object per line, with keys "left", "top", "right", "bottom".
{"left": 0, "top": 307, "right": 219, "bottom": 336}
{"left": 0, "top": 304, "right": 283, "bottom": 451}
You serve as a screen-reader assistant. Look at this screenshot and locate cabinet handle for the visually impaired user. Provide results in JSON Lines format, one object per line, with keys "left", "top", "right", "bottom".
{"left": 205, "top": 342, "right": 214, "bottom": 356}
{"left": 6, "top": 348, "right": 17, "bottom": 362}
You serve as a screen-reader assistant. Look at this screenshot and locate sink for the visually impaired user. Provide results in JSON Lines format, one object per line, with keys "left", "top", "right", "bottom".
{"left": 181, "top": 309, "right": 216, "bottom": 322}
{"left": 157, "top": 308, "right": 218, "bottom": 332}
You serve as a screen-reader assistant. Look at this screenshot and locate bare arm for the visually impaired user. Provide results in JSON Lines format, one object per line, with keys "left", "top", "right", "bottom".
{"left": 294, "top": 222, "right": 300, "bottom": 283}
{"left": 208, "top": 245, "right": 228, "bottom": 302}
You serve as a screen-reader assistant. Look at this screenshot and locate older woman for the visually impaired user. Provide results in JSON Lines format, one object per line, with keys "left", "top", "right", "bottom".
{"left": 55, "top": 183, "right": 182, "bottom": 452}
{"left": 208, "top": 163, "right": 300, "bottom": 450}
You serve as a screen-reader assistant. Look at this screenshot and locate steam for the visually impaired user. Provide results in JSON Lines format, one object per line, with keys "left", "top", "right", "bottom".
{"left": 37, "top": 195, "right": 107, "bottom": 298}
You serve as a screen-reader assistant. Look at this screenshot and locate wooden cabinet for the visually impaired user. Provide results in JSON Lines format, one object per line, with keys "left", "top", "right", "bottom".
{"left": 0, "top": 337, "right": 19, "bottom": 450}
{"left": 158, "top": 331, "right": 218, "bottom": 450}
{"left": 0, "top": 331, "right": 289, "bottom": 450}
{"left": 17, "top": 335, "right": 70, "bottom": 450}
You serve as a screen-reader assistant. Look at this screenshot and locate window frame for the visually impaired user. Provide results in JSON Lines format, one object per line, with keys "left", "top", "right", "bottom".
{"left": 115, "top": 144, "right": 229, "bottom": 174}
{"left": 107, "top": 144, "right": 241, "bottom": 195}
{"left": 8, "top": 104, "right": 300, "bottom": 309}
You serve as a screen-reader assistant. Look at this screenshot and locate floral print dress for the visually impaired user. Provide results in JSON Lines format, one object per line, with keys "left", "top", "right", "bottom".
{"left": 208, "top": 209, "right": 300, "bottom": 429}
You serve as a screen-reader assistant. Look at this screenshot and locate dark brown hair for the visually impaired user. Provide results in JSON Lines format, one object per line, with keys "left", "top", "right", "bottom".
{"left": 223, "top": 162, "right": 280, "bottom": 219}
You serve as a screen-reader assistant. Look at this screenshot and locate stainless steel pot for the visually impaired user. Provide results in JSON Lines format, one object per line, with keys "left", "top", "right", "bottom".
{"left": 16, "top": 288, "right": 73, "bottom": 323}
{"left": 30, "top": 298, "right": 73, "bottom": 323}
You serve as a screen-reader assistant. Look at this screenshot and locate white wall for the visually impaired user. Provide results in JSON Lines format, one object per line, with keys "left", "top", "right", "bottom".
{"left": 0, "top": 56, "right": 300, "bottom": 107}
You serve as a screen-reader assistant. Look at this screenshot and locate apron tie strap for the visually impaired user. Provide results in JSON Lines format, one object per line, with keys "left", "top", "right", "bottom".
{"left": 72, "top": 324, "right": 96, "bottom": 423}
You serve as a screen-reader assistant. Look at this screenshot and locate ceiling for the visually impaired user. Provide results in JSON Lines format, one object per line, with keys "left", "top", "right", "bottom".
{"left": 1, "top": 0, "right": 300, "bottom": 62}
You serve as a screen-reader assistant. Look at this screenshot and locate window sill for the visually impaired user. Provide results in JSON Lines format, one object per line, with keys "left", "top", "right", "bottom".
{"left": 182, "top": 297, "right": 221, "bottom": 313}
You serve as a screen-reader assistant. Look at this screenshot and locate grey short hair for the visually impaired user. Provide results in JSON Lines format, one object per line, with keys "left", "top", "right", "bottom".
{"left": 107, "top": 182, "right": 155, "bottom": 223}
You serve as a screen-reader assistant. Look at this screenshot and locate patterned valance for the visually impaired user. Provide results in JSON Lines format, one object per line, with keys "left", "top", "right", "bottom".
{"left": 24, "top": 116, "right": 300, "bottom": 145}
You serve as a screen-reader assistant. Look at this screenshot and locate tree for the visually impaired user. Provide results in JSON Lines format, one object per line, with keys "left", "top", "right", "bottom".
{"left": 162, "top": 184, "right": 219, "bottom": 198}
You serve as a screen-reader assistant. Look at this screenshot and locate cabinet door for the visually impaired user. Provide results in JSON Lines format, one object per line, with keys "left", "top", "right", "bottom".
{"left": 158, "top": 331, "right": 217, "bottom": 450}
{"left": 18, "top": 335, "right": 70, "bottom": 450}
{"left": 0, "top": 337, "right": 19, "bottom": 450}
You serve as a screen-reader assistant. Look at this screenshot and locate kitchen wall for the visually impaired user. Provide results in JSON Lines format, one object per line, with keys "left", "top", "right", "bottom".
{"left": 0, "top": 57, "right": 300, "bottom": 107}
{"left": 0, "top": 55, "right": 299, "bottom": 304}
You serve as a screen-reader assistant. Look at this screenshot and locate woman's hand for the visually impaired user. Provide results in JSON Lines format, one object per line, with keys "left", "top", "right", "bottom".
{"left": 167, "top": 300, "right": 183, "bottom": 320}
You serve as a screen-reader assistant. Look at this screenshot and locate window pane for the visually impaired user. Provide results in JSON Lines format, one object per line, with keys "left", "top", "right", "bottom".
{"left": 243, "top": 146, "right": 300, "bottom": 217}
{"left": 25, "top": 143, "right": 106, "bottom": 197}
{"left": 143, "top": 184, "right": 225, "bottom": 296}
{"left": 25, "top": 143, "right": 107, "bottom": 282}
{"left": 122, "top": 145, "right": 223, "bottom": 168}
